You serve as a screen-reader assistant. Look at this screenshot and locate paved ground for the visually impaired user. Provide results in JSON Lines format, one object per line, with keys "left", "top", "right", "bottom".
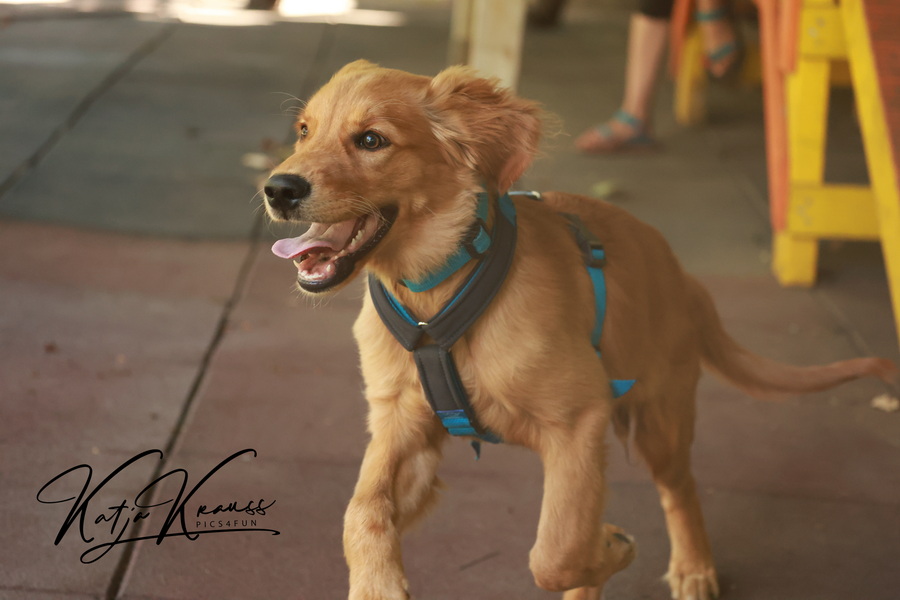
{"left": 1, "top": 1, "right": 899, "bottom": 599}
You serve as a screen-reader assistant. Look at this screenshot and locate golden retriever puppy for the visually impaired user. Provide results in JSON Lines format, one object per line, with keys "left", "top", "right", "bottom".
{"left": 262, "top": 60, "right": 896, "bottom": 600}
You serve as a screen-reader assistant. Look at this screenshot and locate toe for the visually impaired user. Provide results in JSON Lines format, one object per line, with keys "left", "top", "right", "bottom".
{"left": 666, "top": 566, "right": 719, "bottom": 600}
{"left": 601, "top": 524, "right": 637, "bottom": 571}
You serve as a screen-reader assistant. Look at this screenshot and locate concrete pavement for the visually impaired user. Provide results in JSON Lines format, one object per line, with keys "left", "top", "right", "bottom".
{"left": 1, "top": 1, "right": 898, "bottom": 599}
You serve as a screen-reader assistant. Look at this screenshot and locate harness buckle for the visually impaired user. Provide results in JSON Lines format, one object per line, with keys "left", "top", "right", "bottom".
{"left": 463, "top": 218, "right": 490, "bottom": 259}
{"left": 587, "top": 242, "right": 607, "bottom": 269}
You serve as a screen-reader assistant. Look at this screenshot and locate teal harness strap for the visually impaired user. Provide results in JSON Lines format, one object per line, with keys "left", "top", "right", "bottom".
{"left": 402, "top": 194, "right": 493, "bottom": 292}
{"left": 587, "top": 247, "right": 608, "bottom": 350}
{"left": 402, "top": 192, "right": 522, "bottom": 293}
{"left": 571, "top": 226, "right": 636, "bottom": 399}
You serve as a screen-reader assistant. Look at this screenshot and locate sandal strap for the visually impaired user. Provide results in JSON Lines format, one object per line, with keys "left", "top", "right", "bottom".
{"left": 591, "top": 121, "right": 655, "bottom": 147}
{"left": 695, "top": 7, "right": 727, "bottom": 21}
{"left": 707, "top": 40, "right": 737, "bottom": 62}
{"left": 594, "top": 122, "right": 614, "bottom": 141}
{"left": 612, "top": 109, "right": 644, "bottom": 130}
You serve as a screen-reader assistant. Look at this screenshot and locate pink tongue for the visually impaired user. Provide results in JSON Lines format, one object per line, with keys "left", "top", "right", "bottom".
{"left": 271, "top": 219, "right": 357, "bottom": 260}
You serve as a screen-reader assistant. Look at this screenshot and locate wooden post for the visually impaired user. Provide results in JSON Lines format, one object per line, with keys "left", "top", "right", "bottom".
{"left": 448, "top": 0, "right": 473, "bottom": 66}
{"left": 453, "top": 0, "right": 527, "bottom": 90}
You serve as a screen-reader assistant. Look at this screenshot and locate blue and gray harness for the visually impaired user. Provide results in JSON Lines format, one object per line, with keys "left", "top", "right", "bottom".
{"left": 369, "top": 192, "right": 635, "bottom": 454}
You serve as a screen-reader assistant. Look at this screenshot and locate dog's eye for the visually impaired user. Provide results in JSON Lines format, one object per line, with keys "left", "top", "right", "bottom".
{"left": 298, "top": 124, "right": 309, "bottom": 138}
{"left": 356, "top": 131, "right": 388, "bottom": 151}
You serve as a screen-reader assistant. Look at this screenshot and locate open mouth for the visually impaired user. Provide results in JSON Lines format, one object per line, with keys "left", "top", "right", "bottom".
{"left": 271, "top": 207, "right": 397, "bottom": 292}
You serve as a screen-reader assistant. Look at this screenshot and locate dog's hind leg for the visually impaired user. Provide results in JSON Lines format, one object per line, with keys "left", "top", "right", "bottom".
{"left": 344, "top": 394, "right": 445, "bottom": 600}
{"left": 528, "top": 403, "right": 637, "bottom": 594}
{"left": 633, "top": 381, "right": 719, "bottom": 600}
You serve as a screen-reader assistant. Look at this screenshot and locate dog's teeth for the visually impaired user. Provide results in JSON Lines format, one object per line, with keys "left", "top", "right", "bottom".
{"left": 348, "top": 228, "right": 365, "bottom": 251}
{"left": 326, "top": 264, "right": 334, "bottom": 274}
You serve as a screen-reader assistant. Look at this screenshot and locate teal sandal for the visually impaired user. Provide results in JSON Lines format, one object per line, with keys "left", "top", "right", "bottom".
{"left": 577, "top": 109, "right": 658, "bottom": 154}
{"left": 696, "top": 7, "right": 745, "bottom": 83}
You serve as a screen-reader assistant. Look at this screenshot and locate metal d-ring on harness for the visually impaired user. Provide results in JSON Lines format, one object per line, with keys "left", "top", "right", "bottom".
{"left": 369, "top": 191, "right": 635, "bottom": 456}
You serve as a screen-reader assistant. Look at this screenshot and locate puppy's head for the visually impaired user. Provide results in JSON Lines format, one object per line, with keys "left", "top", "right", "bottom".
{"left": 265, "top": 60, "right": 542, "bottom": 293}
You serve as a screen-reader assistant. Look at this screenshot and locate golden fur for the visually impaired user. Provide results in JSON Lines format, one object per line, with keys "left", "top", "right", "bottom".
{"left": 265, "top": 60, "right": 897, "bottom": 600}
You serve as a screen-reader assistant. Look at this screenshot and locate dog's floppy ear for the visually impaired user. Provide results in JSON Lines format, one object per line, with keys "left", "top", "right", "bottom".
{"left": 425, "top": 66, "right": 542, "bottom": 194}
{"left": 332, "top": 59, "right": 380, "bottom": 78}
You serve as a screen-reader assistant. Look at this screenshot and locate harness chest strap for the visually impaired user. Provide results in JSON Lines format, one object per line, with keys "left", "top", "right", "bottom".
{"left": 369, "top": 193, "right": 517, "bottom": 444}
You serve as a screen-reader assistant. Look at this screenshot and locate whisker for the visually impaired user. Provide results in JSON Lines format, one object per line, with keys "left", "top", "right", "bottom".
{"left": 273, "top": 92, "right": 307, "bottom": 115}
{"left": 248, "top": 189, "right": 266, "bottom": 205}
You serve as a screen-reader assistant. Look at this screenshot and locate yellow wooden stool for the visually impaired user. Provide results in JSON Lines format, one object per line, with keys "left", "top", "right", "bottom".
{"left": 772, "top": 0, "right": 900, "bottom": 347}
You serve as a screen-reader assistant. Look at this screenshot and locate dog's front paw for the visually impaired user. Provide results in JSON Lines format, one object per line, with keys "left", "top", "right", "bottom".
{"left": 664, "top": 563, "right": 719, "bottom": 600}
{"left": 557, "top": 526, "right": 636, "bottom": 600}
{"left": 349, "top": 577, "right": 410, "bottom": 600}
{"left": 349, "top": 592, "right": 409, "bottom": 600}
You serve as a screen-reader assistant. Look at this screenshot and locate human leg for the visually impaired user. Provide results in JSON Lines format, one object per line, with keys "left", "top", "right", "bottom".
{"left": 576, "top": 12, "right": 669, "bottom": 153}
{"left": 695, "top": 0, "right": 742, "bottom": 80}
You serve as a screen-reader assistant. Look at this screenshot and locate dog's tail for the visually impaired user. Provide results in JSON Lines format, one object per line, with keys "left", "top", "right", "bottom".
{"left": 688, "top": 276, "right": 898, "bottom": 399}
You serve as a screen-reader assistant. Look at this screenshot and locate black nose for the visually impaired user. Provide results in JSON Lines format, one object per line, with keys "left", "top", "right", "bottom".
{"left": 264, "top": 174, "right": 311, "bottom": 213}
